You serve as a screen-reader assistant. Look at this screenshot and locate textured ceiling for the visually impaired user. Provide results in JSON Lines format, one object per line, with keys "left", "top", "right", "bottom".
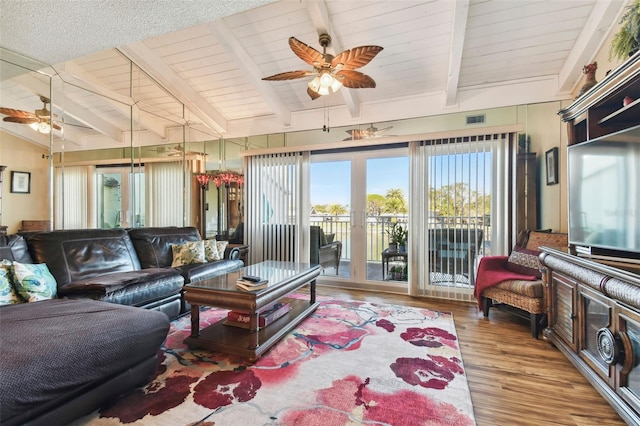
{"left": 0, "top": 0, "right": 275, "bottom": 65}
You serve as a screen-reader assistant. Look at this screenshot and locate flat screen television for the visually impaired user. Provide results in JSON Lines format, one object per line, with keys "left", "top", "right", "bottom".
{"left": 568, "top": 125, "right": 640, "bottom": 262}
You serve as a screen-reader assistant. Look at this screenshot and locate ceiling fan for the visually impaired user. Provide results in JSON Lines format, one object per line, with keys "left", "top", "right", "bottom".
{"left": 0, "top": 96, "right": 62, "bottom": 134}
{"left": 147, "top": 145, "right": 207, "bottom": 157}
{"left": 262, "top": 34, "right": 383, "bottom": 100}
{"left": 344, "top": 124, "right": 393, "bottom": 141}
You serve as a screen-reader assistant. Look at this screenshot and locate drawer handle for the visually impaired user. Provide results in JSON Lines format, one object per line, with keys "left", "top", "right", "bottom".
{"left": 597, "top": 327, "right": 622, "bottom": 366}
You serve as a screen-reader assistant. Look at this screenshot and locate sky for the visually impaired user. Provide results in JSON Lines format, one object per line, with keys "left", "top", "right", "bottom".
{"left": 310, "top": 152, "right": 492, "bottom": 207}
{"left": 310, "top": 157, "right": 409, "bottom": 207}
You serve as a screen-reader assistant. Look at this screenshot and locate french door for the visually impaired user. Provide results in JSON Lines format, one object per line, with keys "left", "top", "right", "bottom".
{"left": 310, "top": 147, "right": 409, "bottom": 286}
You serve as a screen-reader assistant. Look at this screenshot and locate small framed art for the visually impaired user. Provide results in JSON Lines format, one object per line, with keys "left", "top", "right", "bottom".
{"left": 545, "top": 148, "right": 559, "bottom": 185}
{"left": 11, "top": 171, "right": 31, "bottom": 194}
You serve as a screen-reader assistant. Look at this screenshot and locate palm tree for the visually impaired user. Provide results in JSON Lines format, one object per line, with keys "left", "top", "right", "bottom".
{"left": 328, "top": 203, "right": 348, "bottom": 216}
{"left": 384, "top": 188, "right": 407, "bottom": 214}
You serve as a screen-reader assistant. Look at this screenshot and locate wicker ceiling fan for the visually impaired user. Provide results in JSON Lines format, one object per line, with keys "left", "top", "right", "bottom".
{"left": 344, "top": 124, "right": 393, "bottom": 140}
{"left": 146, "top": 144, "right": 207, "bottom": 157}
{"left": 0, "top": 96, "right": 62, "bottom": 133}
{"left": 262, "top": 34, "right": 383, "bottom": 100}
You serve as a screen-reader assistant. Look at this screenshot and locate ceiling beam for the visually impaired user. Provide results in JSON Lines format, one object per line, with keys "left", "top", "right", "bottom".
{"left": 7, "top": 76, "right": 120, "bottom": 144}
{"left": 306, "top": 0, "right": 360, "bottom": 118}
{"left": 207, "top": 19, "right": 292, "bottom": 126}
{"left": 557, "top": 0, "right": 624, "bottom": 95}
{"left": 55, "top": 62, "right": 167, "bottom": 138}
{"left": 445, "top": 0, "right": 469, "bottom": 106}
{"left": 119, "top": 43, "right": 228, "bottom": 136}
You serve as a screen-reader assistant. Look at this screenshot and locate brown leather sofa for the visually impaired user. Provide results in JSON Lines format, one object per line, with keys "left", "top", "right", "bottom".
{"left": 2, "top": 226, "right": 244, "bottom": 319}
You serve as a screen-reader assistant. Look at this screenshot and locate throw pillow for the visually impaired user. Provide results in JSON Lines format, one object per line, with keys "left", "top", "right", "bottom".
{"left": 12, "top": 261, "right": 58, "bottom": 302}
{"left": 171, "top": 240, "right": 205, "bottom": 267}
{"left": 203, "top": 240, "right": 229, "bottom": 261}
{"left": 506, "top": 247, "right": 542, "bottom": 278}
{"left": 203, "top": 239, "right": 220, "bottom": 262}
{"left": 215, "top": 240, "right": 229, "bottom": 260}
{"left": 0, "top": 259, "right": 24, "bottom": 306}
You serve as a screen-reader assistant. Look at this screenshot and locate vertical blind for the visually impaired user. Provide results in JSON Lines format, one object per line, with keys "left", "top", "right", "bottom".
{"left": 408, "top": 134, "right": 511, "bottom": 301}
{"left": 244, "top": 152, "right": 309, "bottom": 265}
{"left": 54, "top": 165, "right": 92, "bottom": 229}
{"left": 145, "top": 161, "right": 197, "bottom": 227}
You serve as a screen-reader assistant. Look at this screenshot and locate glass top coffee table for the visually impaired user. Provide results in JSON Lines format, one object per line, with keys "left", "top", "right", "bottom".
{"left": 183, "top": 260, "right": 321, "bottom": 361}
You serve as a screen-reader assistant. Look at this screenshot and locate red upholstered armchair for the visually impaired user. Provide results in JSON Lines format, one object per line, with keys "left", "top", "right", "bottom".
{"left": 474, "top": 230, "right": 568, "bottom": 338}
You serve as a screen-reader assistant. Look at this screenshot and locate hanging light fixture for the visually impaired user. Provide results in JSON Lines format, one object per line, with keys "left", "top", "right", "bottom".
{"left": 308, "top": 69, "right": 343, "bottom": 96}
{"left": 263, "top": 33, "right": 382, "bottom": 100}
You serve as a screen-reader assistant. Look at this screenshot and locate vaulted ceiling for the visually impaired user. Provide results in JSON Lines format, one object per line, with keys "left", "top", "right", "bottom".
{"left": 0, "top": 0, "right": 630, "bottom": 151}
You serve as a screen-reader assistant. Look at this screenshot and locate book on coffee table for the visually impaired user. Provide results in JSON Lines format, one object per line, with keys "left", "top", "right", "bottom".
{"left": 236, "top": 279, "right": 268, "bottom": 291}
{"left": 225, "top": 302, "right": 292, "bottom": 329}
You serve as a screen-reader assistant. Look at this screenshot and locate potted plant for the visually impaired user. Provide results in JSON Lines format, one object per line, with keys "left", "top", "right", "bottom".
{"left": 387, "top": 222, "right": 408, "bottom": 252}
{"left": 610, "top": 0, "right": 640, "bottom": 61}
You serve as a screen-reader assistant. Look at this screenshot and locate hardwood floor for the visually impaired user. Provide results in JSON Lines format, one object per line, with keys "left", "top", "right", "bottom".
{"left": 314, "top": 285, "right": 626, "bottom": 426}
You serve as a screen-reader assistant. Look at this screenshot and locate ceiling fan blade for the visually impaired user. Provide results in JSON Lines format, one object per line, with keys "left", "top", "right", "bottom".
{"left": 345, "top": 129, "right": 365, "bottom": 139}
{"left": 307, "top": 86, "right": 321, "bottom": 100}
{"left": 262, "top": 70, "right": 315, "bottom": 81}
{"left": 332, "top": 45, "right": 383, "bottom": 70}
{"left": 336, "top": 70, "right": 376, "bottom": 88}
{"left": 0, "top": 107, "right": 38, "bottom": 120}
{"left": 289, "top": 37, "right": 325, "bottom": 67}
{"left": 52, "top": 122, "right": 63, "bottom": 131}
{"left": 3, "top": 116, "right": 39, "bottom": 124}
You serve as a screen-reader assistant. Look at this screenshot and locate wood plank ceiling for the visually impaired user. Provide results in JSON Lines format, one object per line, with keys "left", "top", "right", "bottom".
{"left": 0, "top": 0, "right": 630, "bottom": 151}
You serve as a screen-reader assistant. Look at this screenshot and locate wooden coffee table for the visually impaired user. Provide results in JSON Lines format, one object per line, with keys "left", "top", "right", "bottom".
{"left": 183, "top": 260, "right": 321, "bottom": 361}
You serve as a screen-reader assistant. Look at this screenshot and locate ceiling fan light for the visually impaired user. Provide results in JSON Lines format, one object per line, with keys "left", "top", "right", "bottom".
{"left": 317, "top": 85, "right": 330, "bottom": 96}
{"left": 330, "top": 78, "right": 343, "bottom": 92}
{"left": 308, "top": 76, "right": 321, "bottom": 93}
{"left": 319, "top": 71, "right": 334, "bottom": 88}
{"left": 29, "top": 121, "right": 51, "bottom": 134}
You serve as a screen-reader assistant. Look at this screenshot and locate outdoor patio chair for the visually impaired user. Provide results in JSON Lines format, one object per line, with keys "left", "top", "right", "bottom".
{"left": 310, "top": 226, "right": 342, "bottom": 274}
{"left": 428, "top": 228, "right": 484, "bottom": 286}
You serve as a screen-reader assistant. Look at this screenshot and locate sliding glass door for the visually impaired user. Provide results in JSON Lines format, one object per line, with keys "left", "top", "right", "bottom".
{"left": 310, "top": 147, "right": 409, "bottom": 286}
{"left": 96, "top": 166, "right": 145, "bottom": 229}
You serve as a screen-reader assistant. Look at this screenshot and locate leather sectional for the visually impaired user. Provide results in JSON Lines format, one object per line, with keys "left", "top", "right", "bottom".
{"left": 0, "top": 226, "right": 244, "bottom": 425}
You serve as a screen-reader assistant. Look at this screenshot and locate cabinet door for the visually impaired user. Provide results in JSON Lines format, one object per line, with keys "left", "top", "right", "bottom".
{"left": 578, "top": 285, "right": 614, "bottom": 385}
{"left": 549, "top": 271, "right": 578, "bottom": 350}
{"left": 614, "top": 307, "right": 640, "bottom": 414}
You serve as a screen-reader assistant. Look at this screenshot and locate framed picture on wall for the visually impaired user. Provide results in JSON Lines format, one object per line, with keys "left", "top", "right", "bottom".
{"left": 545, "top": 148, "right": 559, "bottom": 185}
{"left": 11, "top": 171, "right": 31, "bottom": 194}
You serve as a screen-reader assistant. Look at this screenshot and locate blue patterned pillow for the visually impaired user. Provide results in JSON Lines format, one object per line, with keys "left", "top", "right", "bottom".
{"left": 12, "top": 261, "right": 58, "bottom": 302}
{"left": 0, "top": 260, "right": 24, "bottom": 306}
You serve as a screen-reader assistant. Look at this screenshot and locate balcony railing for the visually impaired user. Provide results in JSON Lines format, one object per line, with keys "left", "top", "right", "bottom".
{"left": 311, "top": 214, "right": 490, "bottom": 262}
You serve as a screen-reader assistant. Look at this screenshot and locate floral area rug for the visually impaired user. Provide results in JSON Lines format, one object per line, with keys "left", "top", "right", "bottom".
{"left": 86, "top": 296, "right": 476, "bottom": 425}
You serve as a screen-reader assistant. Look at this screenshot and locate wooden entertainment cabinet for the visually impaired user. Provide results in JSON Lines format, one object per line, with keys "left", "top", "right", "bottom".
{"left": 549, "top": 53, "right": 640, "bottom": 424}
{"left": 541, "top": 249, "right": 640, "bottom": 424}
